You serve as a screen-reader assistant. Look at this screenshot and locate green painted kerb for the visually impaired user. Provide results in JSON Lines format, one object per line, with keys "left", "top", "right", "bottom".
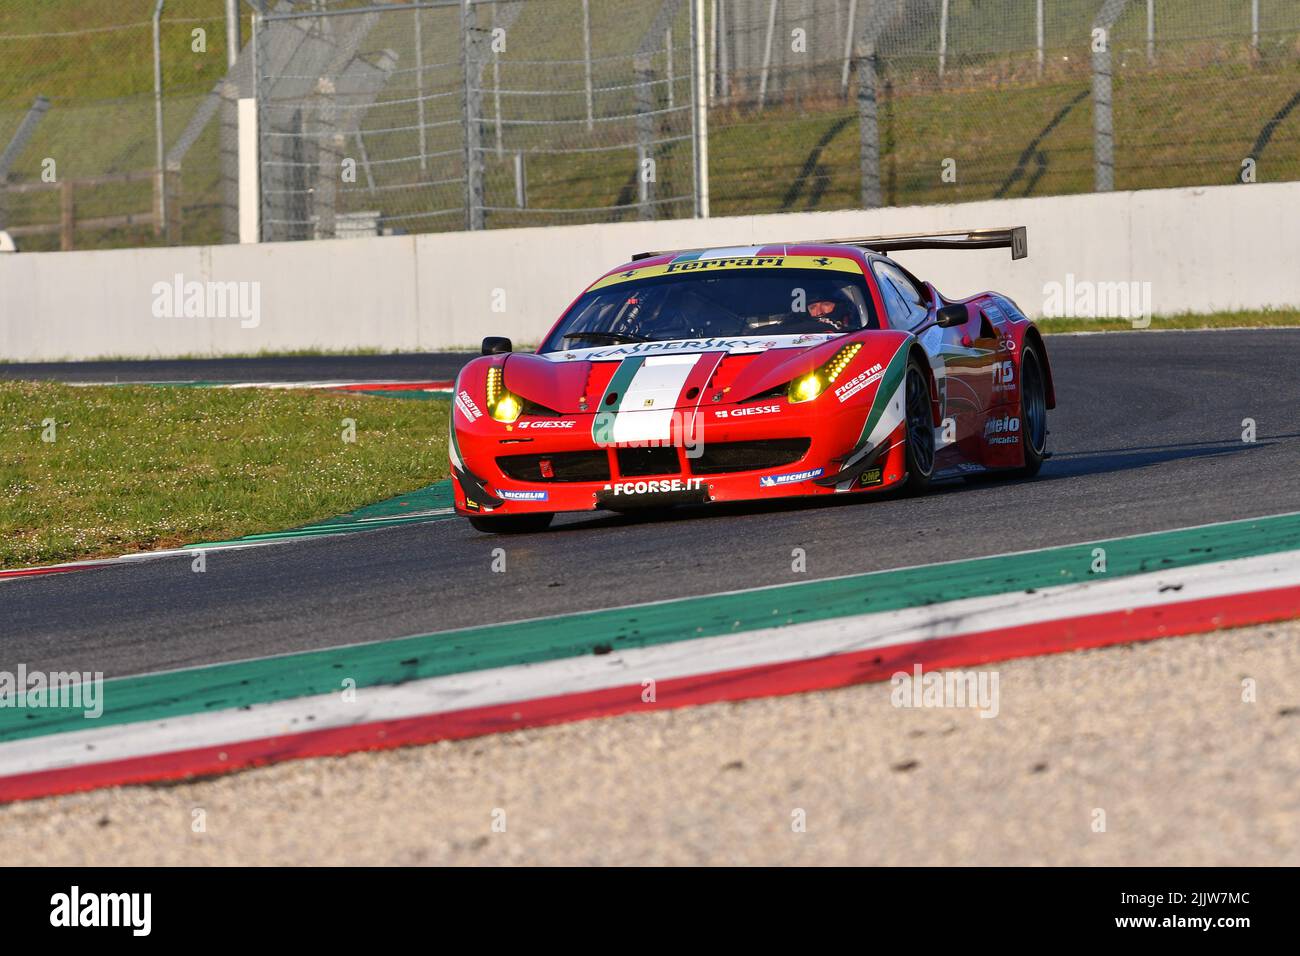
{"left": 187, "top": 480, "right": 456, "bottom": 548}
{"left": 5, "top": 511, "right": 1299, "bottom": 744}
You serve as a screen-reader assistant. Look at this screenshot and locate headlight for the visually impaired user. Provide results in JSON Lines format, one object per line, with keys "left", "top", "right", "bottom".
{"left": 790, "top": 373, "right": 824, "bottom": 403}
{"left": 787, "top": 342, "right": 862, "bottom": 404}
{"left": 485, "top": 366, "right": 522, "bottom": 423}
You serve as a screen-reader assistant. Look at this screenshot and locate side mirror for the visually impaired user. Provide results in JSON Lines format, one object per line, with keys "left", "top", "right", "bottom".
{"left": 481, "top": 336, "right": 513, "bottom": 355}
{"left": 935, "top": 304, "right": 968, "bottom": 328}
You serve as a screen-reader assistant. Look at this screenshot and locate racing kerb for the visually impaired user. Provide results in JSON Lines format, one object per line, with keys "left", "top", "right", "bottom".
{"left": 2, "top": 509, "right": 1299, "bottom": 801}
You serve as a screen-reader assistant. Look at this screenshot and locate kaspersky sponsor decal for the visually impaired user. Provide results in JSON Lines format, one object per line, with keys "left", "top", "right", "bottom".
{"left": 985, "top": 414, "right": 1021, "bottom": 446}
{"left": 551, "top": 334, "right": 839, "bottom": 363}
{"left": 604, "top": 477, "right": 705, "bottom": 496}
{"left": 497, "top": 489, "right": 550, "bottom": 501}
{"left": 715, "top": 404, "right": 781, "bottom": 418}
{"left": 759, "top": 467, "right": 824, "bottom": 487}
{"left": 835, "top": 361, "right": 885, "bottom": 403}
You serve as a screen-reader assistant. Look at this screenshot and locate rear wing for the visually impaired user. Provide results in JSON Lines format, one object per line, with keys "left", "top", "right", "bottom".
{"left": 631, "top": 226, "right": 1027, "bottom": 261}
{"left": 812, "top": 226, "right": 1027, "bottom": 259}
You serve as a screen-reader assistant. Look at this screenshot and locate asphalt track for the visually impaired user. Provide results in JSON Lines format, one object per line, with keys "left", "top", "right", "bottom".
{"left": 3, "top": 329, "right": 1299, "bottom": 680}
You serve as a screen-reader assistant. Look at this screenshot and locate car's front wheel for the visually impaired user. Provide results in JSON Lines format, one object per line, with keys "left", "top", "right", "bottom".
{"left": 901, "top": 356, "right": 936, "bottom": 495}
{"left": 468, "top": 512, "right": 554, "bottom": 534}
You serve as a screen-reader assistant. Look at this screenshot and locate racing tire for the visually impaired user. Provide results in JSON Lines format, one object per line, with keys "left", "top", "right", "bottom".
{"left": 900, "top": 356, "right": 936, "bottom": 496}
{"left": 1016, "top": 343, "right": 1048, "bottom": 478}
{"left": 468, "top": 512, "right": 554, "bottom": 534}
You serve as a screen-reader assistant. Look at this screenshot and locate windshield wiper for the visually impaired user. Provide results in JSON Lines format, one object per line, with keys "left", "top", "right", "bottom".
{"left": 561, "top": 331, "right": 651, "bottom": 344}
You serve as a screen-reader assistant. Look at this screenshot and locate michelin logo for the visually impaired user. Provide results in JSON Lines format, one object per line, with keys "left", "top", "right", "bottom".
{"left": 759, "top": 467, "right": 824, "bottom": 487}
{"left": 498, "top": 489, "right": 549, "bottom": 501}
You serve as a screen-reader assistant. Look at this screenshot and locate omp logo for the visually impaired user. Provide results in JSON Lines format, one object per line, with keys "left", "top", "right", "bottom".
{"left": 151, "top": 273, "right": 260, "bottom": 329}
{"left": 714, "top": 404, "right": 780, "bottom": 418}
{"left": 605, "top": 478, "right": 704, "bottom": 496}
{"left": 517, "top": 420, "right": 575, "bottom": 429}
{"left": 1042, "top": 273, "right": 1153, "bottom": 327}
{"left": 984, "top": 414, "right": 1020, "bottom": 446}
{"left": 50, "top": 887, "right": 151, "bottom": 936}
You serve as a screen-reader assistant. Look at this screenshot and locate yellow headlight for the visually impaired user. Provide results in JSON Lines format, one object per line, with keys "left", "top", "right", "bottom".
{"left": 485, "top": 366, "right": 523, "bottom": 422}
{"left": 491, "top": 393, "right": 522, "bottom": 423}
{"left": 790, "top": 373, "right": 824, "bottom": 403}
{"left": 788, "top": 343, "right": 861, "bottom": 404}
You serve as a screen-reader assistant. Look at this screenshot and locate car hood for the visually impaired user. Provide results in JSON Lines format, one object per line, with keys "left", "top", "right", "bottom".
{"left": 501, "top": 332, "right": 908, "bottom": 413}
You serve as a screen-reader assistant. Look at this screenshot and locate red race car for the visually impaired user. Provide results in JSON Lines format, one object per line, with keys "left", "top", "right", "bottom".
{"left": 450, "top": 227, "right": 1054, "bottom": 533}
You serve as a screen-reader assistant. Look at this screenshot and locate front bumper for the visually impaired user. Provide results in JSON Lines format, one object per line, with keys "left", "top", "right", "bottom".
{"left": 451, "top": 398, "right": 908, "bottom": 516}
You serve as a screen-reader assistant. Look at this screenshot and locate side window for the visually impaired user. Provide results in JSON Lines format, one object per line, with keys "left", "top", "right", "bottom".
{"left": 872, "top": 261, "right": 930, "bottom": 330}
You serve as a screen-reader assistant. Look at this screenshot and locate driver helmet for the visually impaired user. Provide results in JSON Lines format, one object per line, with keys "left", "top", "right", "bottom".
{"left": 806, "top": 290, "right": 857, "bottom": 331}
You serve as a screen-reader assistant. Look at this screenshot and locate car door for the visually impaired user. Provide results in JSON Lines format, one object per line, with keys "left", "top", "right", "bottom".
{"left": 870, "top": 259, "right": 998, "bottom": 465}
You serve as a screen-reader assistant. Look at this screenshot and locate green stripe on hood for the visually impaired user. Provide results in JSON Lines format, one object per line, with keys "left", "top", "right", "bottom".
{"left": 591, "top": 356, "right": 646, "bottom": 443}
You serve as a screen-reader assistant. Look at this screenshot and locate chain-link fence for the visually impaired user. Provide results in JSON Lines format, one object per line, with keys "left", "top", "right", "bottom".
{"left": 2, "top": 0, "right": 1298, "bottom": 250}
{"left": 255, "top": 0, "right": 699, "bottom": 240}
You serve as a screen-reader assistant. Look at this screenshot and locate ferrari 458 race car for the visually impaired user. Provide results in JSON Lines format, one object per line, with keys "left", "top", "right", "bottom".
{"left": 451, "top": 226, "right": 1055, "bottom": 533}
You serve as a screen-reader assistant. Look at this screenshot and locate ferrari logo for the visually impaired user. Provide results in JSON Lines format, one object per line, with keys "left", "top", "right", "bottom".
{"left": 814, "top": 257, "right": 831, "bottom": 266}
{"left": 643, "top": 398, "right": 655, "bottom": 407}
{"left": 622, "top": 270, "right": 636, "bottom": 278}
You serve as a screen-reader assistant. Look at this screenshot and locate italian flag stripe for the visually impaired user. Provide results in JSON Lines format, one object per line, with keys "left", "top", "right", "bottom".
{"left": 857, "top": 342, "right": 911, "bottom": 445}
{"left": 590, "top": 356, "right": 646, "bottom": 442}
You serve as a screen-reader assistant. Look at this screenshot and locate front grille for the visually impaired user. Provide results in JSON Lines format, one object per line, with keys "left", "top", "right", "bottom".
{"left": 497, "top": 450, "right": 610, "bottom": 483}
{"left": 690, "top": 438, "right": 811, "bottom": 475}
{"left": 615, "top": 446, "right": 681, "bottom": 477}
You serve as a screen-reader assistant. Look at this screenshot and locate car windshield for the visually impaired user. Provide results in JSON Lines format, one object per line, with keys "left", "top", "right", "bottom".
{"left": 540, "top": 268, "right": 879, "bottom": 352}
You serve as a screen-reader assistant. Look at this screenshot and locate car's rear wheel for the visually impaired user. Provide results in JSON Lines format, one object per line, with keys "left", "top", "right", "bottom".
{"left": 1017, "top": 344, "right": 1048, "bottom": 478}
{"left": 468, "top": 512, "right": 554, "bottom": 534}
{"left": 901, "top": 356, "right": 935, "bottom": 495}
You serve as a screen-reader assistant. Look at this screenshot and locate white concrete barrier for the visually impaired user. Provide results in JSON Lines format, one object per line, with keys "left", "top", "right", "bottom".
{"left": 1, "top": 181, "right": 1296, "bottom": 362}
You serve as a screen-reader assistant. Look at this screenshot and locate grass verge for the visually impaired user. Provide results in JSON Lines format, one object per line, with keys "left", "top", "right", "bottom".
{"left": 0, "top": 382, "right": 449, "bottom": 570}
